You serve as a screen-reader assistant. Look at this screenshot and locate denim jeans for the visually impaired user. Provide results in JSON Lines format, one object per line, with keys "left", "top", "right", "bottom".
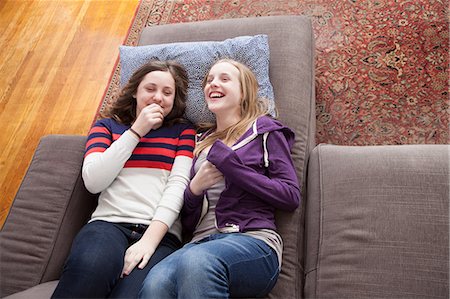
{"left": 138, "top": 233, "right": 279, "bottom": 299}
{"left": 51, "top": 220, "right": 181, "bottom": 299}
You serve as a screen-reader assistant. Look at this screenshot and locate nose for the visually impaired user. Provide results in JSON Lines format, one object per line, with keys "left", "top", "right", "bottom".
{"left": 209, "top": 77, "right": 219, "bottom": 87}
{"left": 153, "top": 91, "right": 163, "bottom": 103}
{"left": 212, "top": 80, "right": 220, "bottom": 88}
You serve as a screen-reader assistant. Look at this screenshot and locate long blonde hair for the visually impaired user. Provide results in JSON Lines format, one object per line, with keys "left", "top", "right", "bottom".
{"left": 194, "top": 58, "right": 269, "bottom": 156}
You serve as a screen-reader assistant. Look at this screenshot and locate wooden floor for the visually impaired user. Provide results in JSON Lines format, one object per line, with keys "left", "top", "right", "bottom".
{"left": 0, "top": 0, "right": 140, "bottom": 228}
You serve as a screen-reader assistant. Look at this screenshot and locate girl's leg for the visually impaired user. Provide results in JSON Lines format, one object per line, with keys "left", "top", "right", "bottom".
{"left": 51, "top": 221, "right": 128, "bottom": 298}
{"left": 176, "top": 234, "right": 279, "bottom": 298}
{"left": 109, "top": 233, "right": 181, "bottom": 299}
{"left": 138, "top": 243, "right": 196, "bottom": 299}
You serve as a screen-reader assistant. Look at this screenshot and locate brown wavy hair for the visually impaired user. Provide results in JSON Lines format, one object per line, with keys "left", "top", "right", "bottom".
{"left": 101, "top": 60, "right": 189, "bottom": 126}
{"left": 194, "top": 58, "right": 269, "bottom": 156}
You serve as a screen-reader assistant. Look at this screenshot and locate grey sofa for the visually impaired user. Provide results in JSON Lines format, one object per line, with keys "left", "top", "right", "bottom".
{"left": 1, "top": 16, "right": 448, "bottom": 299}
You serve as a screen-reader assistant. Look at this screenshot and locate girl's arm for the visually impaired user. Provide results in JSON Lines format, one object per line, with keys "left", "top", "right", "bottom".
{"left": 148, "top": 126, "right": 195, "bottom": 235}
{"left": 181, "top": 183, "right": 205, "bottom": 235}
{"left": 83, "top": 105, "right": 166, "bottom": 194}
{"left": 121, "top": 220, "right": 168, "bottom": 277}
{"left": 122, "top": 126, "right": 195, "bottom": 274}
{"left": 153, "top": 153, "right": 194, "bottom": 228}
{"left": 207, "top": 130, "right": 300, "bottom": 211}
{"left": 82, "top": 126, "right": 139, "bottom": 194}
{"left": 181, "top": 160, "right": 223, "bottom": 234}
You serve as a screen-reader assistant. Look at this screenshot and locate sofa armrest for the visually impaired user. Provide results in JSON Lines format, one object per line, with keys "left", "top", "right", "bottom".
{"left": 0, "top": 135, "right": 98, "bottom": 297}
{"left": 304, "top": 144, "right": 449, "bottom": 298}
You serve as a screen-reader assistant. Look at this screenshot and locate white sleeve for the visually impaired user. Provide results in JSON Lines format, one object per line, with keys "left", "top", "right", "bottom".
{"left": 82, "top": 130, "right": 139, "bottom": 194}
{"left": 152, "top": 155, "right": 193, "bottom": 228}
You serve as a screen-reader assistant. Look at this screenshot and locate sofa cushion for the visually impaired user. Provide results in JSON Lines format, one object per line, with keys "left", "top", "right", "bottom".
{"left": 4, "top": 281, "right": 58, "bottom": 299}
{"left": 137, "top": 15, "right": 316, "bottom": 299}
{"left": 0, "top": 136, "right": 97, "bottom": 297}
{"left": 305, "top": 144, "right": 449, "bottom": 298}
{"left": 120, "top": 34, "right": 275, "bottom": 124}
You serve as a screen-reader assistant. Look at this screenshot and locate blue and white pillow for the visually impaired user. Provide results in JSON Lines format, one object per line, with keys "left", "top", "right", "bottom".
{"left": 119, "top": 35, "right": 275, "bottom": 124}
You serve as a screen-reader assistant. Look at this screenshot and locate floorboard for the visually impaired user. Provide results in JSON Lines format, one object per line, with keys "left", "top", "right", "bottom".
{"left": 0, "top": 0, "right": 140, "bottom": 227}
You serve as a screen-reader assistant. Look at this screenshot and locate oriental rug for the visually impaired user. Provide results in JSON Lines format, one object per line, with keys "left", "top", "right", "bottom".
{"left": 99, "top": 0, "right": 449, "bottom": 145}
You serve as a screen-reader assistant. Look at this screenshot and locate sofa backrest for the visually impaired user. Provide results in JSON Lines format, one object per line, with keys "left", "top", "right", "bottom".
{"left": 138, "top": 15, "right": 316, "bottom": 299}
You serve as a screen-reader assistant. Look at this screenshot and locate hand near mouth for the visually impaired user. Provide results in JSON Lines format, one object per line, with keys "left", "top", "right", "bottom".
{"left": 131, "top": 103, "right": 164, "bottom": 137}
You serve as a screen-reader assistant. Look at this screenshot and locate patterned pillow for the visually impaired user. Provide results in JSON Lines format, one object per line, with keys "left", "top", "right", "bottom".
{"left": 119, "top": 35, "right": 275, "bottom": 124}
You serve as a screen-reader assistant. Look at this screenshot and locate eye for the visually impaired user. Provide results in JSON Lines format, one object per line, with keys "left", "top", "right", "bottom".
{"left": 162, "top": 87, "right": 173, "bottom": 95}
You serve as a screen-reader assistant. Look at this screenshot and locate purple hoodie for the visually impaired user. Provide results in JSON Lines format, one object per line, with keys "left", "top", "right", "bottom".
{"left": 181, "top": 115, "right": 300, "bottom": 235}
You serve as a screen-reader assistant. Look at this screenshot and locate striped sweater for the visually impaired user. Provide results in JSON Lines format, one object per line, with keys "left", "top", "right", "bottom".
{"left": 82, "top": 118, "right": 195, "bottom": 240}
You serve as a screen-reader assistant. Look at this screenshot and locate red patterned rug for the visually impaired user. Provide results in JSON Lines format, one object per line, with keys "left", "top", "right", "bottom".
{"left": 100, "top": 0, "right": 449, "bottom": 145}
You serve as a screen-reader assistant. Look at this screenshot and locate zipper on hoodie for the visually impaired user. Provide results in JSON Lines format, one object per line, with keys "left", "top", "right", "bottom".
{"left": 217, "top": 222, "right": 240, "bottom": 233}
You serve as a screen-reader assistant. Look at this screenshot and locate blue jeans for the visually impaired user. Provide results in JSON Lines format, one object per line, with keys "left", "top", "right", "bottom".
{"left": 51, "top": 220, "right": 181, "bottom": 299}
{"left": 139, "top": 233, "right": 279, "bottom": 298}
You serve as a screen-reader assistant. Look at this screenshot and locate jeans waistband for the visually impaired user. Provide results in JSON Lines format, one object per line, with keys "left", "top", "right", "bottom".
{"left": 118, "top": 223, "right": 149, "bottom": 234}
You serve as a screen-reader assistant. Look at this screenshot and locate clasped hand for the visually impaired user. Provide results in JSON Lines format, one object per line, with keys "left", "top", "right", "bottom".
{"left": 189, "top": 161, "right": 224, "bottom": 196}
{"left": 131, "top": 103, "right": 164, "bottom": 137}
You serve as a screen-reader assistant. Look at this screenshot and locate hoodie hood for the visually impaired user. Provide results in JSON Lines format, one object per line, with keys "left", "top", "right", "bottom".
{"left": 232, "top": 115, "right": 295, "bottom": 151}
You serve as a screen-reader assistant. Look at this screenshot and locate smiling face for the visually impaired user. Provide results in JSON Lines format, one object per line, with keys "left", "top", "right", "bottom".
{"left": 134, "top": 70, "right": 176, "bottom": 117}
{"left": 204, "top": 61, "right": 242, "bottom": 119}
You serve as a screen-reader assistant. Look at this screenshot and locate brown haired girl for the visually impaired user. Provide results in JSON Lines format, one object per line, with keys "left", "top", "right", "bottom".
{"left": 52, "top": 60, "right": 195, "bottom": 299}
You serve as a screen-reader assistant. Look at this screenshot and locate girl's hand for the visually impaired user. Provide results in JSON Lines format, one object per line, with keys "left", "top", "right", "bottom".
{"left": 189, "top": 161, "right": 223, "bottom": 195}
{"left": 131, "top": 103, "right": 164, "bottom": 137}
{"left": 121, "top": 221, "right": 168, "bottom": 277}
{"left": 121, "top": 239, "right": 156, "bottom": 277}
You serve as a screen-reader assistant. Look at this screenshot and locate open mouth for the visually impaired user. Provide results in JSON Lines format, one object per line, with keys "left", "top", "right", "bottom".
{"left": 209, "top": 92, "right": 224, "bottom": 99}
